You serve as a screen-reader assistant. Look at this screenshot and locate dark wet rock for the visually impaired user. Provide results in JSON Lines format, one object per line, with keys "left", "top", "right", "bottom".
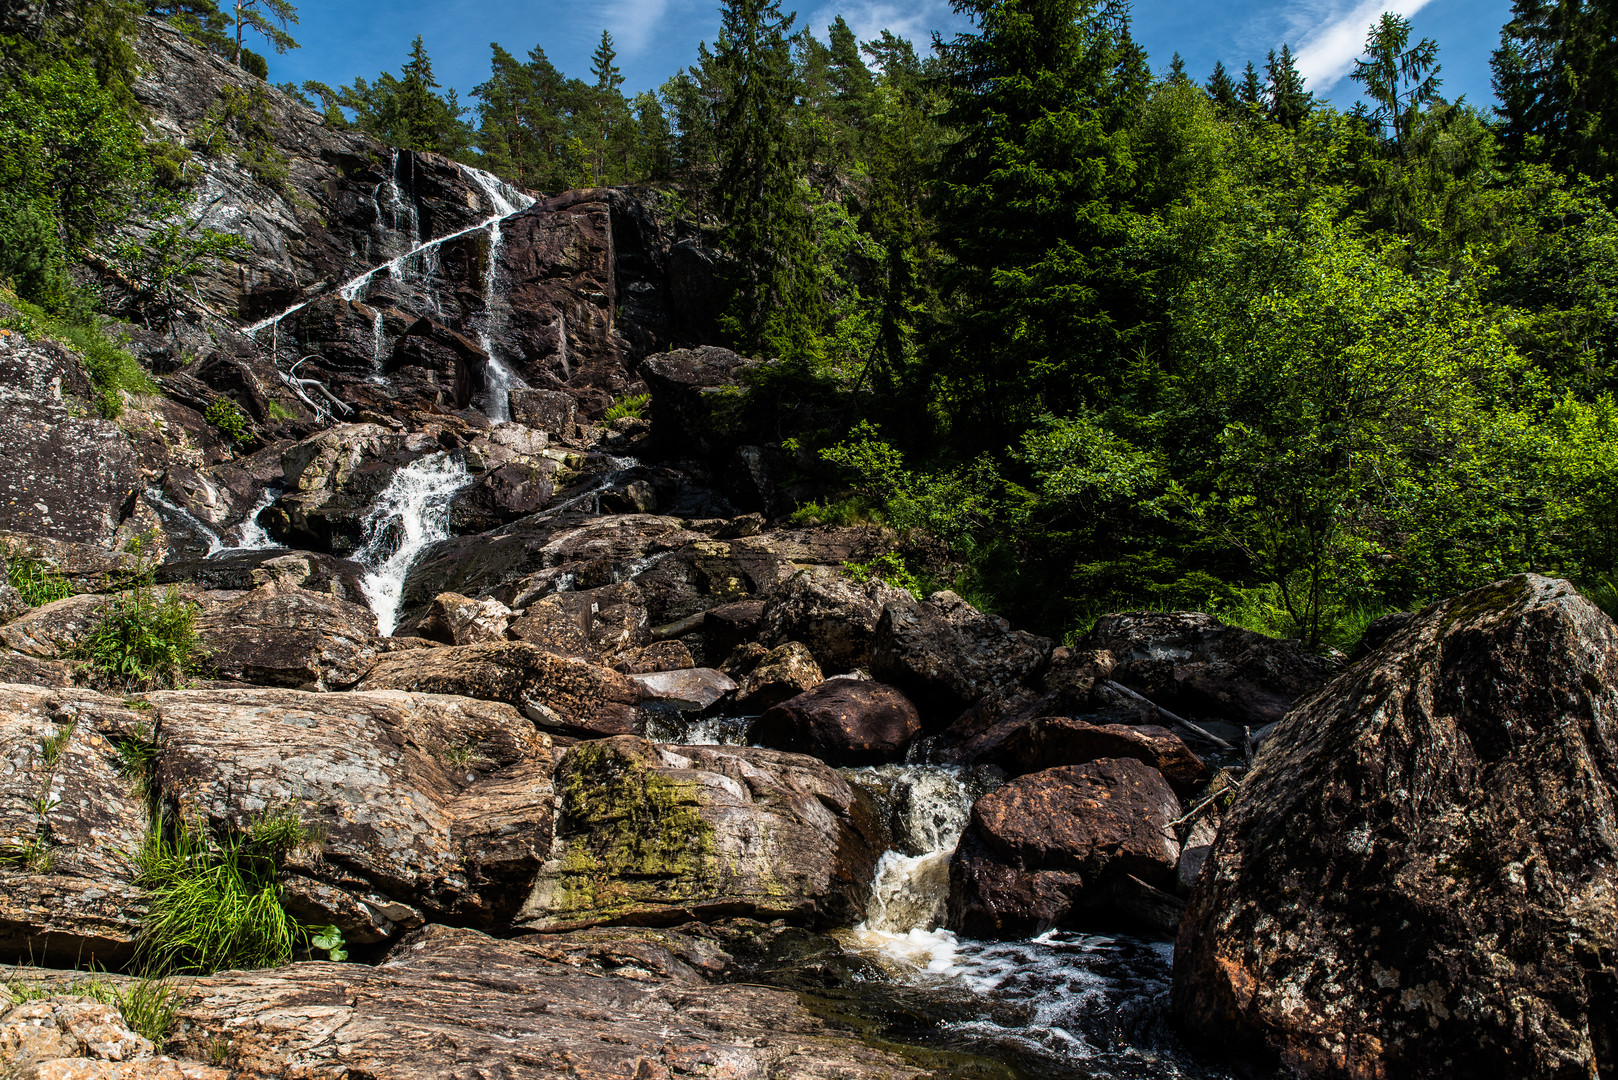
{"left": 447, "top": 460, "right": 556, "bottom": 531}
{"left": 356, "top": 640, "right": 641, "bottom": 737}
{"left": 627, "top": 667, "right": 736, "bottom": 711}
{"left": 508, "top": 388, "right": 576, "bottom": 437}
{"left": 1086, "top": 610, "right": 1337, "bottom": 727}
{"left": 726, "top": 444, "right": 796, "bottom": 518}
{"left": 516, "top": 736, "right": 883, "bottom": 931}
{"left": 704, "top": 598, "right": 767, "bottom": 659}
{"left": 640, "top": 345, "right": 761, "bottom": 460}
{"left": 949, "top": 759, "right": 1181, "bottom": 939}
{"left": 631, "top": 537, "right": 793, "bottom": 627}
{"left": 383, "top": 318, "right": 483, "bottom": 413}
{"left": 151, "top": 923, "right": 925, "bottom": 1080}
{"left": 1173, "top": 575, "right": 1618, "bottom": 1079}
{"left": 759, "top": 568, "right": 912, "bottom": 674}
{"left": 871, "top": 590, "right": 1053, "bottom": 722}
{"left": 733, "top": 640, "right": 823, "bottom": 712}
{"left": 752, "top": 680, "right": 922, "bottom": 766}
{"left": 965, "top": 716, "right": 1209, "bottom": 794}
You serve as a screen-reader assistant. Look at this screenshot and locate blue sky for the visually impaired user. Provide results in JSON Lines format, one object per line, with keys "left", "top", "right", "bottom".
{"left": 266, "top": 0, "right": 1511, "bottom": 116}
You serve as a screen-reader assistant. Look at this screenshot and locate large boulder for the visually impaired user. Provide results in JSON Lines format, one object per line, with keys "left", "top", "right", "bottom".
{"left": 1087, "top": 610, "right": 1337, "bottom": 727}
{"left": 516, "top": 736, "right": 883, "bottom": 931}
{"left": 640, "top": 346, "right": 761, "bottom": 459}
{"left": 759, "top": 568, "right": 912, "bottom": 674}
{"left": 733, "top": 640, "right": 823, "bottom": 712}
{"left": 0, "top": 686, "right": 158, "bottom": 965}
{"left": 948, "top": 758, "right": 1181, "bottom": 939}
{"left": 751, "top": 679, "right": 922, "bottom": 766}
{"left": 505, "top": 581, "right": 647, "bottom": 662}
{"left": 356, "top": 640, "right": 641, "bottom": 737}
{"left": 871, "top": 590, "right": 1053, "bottom": 721}
{"left": 1173, "top": 575, "right": 1618, "bottom": 1079}
{"left": 0, "top": 332, "right": 143, "bottom": 548}
{"left": 194, "top": 581, "right": 389, "bottom": 689}
{"left": 149, "top": 687, "right": 554, "bottom": 940}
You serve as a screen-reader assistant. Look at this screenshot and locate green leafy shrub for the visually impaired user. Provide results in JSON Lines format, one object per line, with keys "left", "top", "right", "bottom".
{"left": 0, "top": 287, "right": 156, "bottom": 417}
{"left": 72, "top": 579, "right": 204, "bottom": 690}
{"left": 134, "top": 808, "right": 313, "bottom": 975}
{"left": 845, "top": 552, "right": 938, "bottom": 599}
{"left": 6, "top": 548, "right": 75, "bottom": 606}
{"left": 204, "top": 398, "right": 250, "bottom": 445}
{"left": 602, "top": 393, "right": 650, "bottom": 423}
{"left": 1582, "top": 575, "right": 1618, "bottom": 621}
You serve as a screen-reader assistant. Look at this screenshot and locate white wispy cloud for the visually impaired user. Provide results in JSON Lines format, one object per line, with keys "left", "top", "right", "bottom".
{"left": 1287, "top": 0, "right": 1437, "bottom": 92}
{"left": 803, "top": 0, "right": 966, "bottom": 55}
{"left": 602, "top": 0, "right": 674, "bottom": 57}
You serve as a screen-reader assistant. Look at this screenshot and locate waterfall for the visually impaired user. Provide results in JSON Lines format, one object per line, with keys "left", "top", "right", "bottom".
{"left": 147, "top": 486, "right": 225, "bottom": 557}
{"left": 353, "top": 452, "right": 472, "bottom": 635}
{"left": 461, "top": 163, "right": 537, "bottom": 423}
{"left": 216, "top": 487, "right": 284, "bottom": 553}
{"left": 555, "top": 311, "right": 571, "bottom": 380}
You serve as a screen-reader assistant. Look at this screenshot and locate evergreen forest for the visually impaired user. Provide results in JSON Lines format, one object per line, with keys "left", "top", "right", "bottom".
{"left": 5, "top": 0, "right": 1618, "bottom": 651}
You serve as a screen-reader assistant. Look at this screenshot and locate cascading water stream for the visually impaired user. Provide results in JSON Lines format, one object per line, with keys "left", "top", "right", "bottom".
{"left": 838, "top": 764, "right": 1231, "bottom": 1078}
{"left": 215, "top": 487, "right": 285, "bottom": 553}
{"left": 352, "top": 452, "right": 473, "bottom": 635}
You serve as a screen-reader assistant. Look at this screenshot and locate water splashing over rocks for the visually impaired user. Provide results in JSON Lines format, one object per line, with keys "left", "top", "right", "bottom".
{"left": 354, "top": 452, "right": 473, "bottom": 635}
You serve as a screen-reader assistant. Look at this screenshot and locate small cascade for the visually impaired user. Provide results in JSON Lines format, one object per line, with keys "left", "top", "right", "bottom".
{"left": 215, "top": 488, "right": 285, "bottom": 553}
{"left": 146, "top": 487, "right": 225, "bottom": 557}
{"left": 555, "top": 311, "right": 571, "bottom": 380}
{"left": 353, "top": 452, "right": 472, "bottom": 635}
{"left": 850, "top": 766, "right": 976, "bottom": 950}
{"left": 383, "top": 149, "right": 421, "bottom": 247}
{"left": 461, "top": 163, "right": 537, "bottom": 423}
{"left": 371, "top": 308, "right": 386, "bottom": 371}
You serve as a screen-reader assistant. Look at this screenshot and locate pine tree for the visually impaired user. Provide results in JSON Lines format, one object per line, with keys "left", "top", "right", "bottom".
{"left": 231, "top": 0, "right": 297, "bottom": 69}
{"left": 1237, "top": 61, "right": 1263, "bottom": 107}
{"left": 587, "top": 30, "right": 630, "bottom": 184}
{"left": 1350, "top": 13, "right": 1441, "bottom": 156}
{"left": 705, "top": 0, "right": 820, "bottom": 355}
{"left": 1206, "top": 60, "right": 1236, "bottom": 109}
{"left": 932, "top": 0, "right": 1153, "bottom": 441}
{"left": 1265, "top": 44, "right": 1312, "bottom": 128}
{"left": 1492, "top": 0, "right": 1618, "bottom": 180}
{"left": 1168, "top": 51, "right": 1188, "bottom": 83}
{"left": 826, "top": 15, "right": 876, "bottom": 159}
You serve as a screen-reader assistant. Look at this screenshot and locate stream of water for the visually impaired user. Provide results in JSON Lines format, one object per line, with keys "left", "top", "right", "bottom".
{"left": 353, "top": 452, "right": 473, "bottom": 634}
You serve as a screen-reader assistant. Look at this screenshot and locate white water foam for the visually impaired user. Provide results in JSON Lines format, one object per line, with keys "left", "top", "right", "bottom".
{"left": 216, "top": 487, "right": 284, "bottom": 553}
{"left": 353, "top": 453, "right": 472, "bottom": 635}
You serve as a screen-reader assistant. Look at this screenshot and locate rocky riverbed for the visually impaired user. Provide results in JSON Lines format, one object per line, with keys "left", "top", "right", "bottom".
{"left": 4, "top": 20, "right": 1618, "bottom": 1078}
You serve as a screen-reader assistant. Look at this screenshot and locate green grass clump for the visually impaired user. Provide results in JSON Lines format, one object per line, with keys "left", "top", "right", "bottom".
{"left": 0, "top": 289, "right": 156, "bottom": 418}
{"left": 6, "top": 549, "right": 75, "bottom": 606}
{"left": 1581, "top": 574, "right": 1618, "bottom": 621}
{"left": 263, "top": 399, "right": 295, "bottom": 421}
{"left": 134, "top": 808, "right": 313, "bottom": 975}
{"left": 114, "top": 977, "right": 181, "bottom": 1043}
{"left": 602, "top": 393, "right": 650, "bottom": 423}
{"left": 845, "top": 552, "right": 942, "bottom": 600}
{"left": 72, "top": 582, "right": 204, "bottom": 689}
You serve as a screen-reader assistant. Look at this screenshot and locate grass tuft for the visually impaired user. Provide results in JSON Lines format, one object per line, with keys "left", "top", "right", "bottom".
{"left": 134, "top": 808, "right": 311, "bottom": 975}
{"left": 6, "top": 548, "right": 75, "bottom": 607}
{"left": 72, "top": 583, "right": 204, "bottom": 690}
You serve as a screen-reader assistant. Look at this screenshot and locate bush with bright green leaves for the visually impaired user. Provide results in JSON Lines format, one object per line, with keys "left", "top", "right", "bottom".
{"left": 205, "top": 397, "right": 251, "bottom": 445}
{"left": 602, "top": 393, "right": 650, "bottom": 422}
{"left": 71, "top": 563, "right": 205, "bottom": 689}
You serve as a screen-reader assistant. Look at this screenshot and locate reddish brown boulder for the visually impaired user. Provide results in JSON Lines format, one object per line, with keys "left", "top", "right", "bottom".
{"left": 968, "top": 716, "right": 1209, "bottom": 794}
{"left": 948, "top": 758, "right": 1180, "bottom": 938}
{"left": 733, "top": 641, "right": 823, "bottom": 712}
{"left": 752, "top": 679, "right": 921, "bottom": 766}
{"left": 1173, "top": 576, "right": 1618, "bottom": 1079}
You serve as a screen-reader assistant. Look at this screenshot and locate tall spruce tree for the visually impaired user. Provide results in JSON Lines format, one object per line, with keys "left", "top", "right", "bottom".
{"left": 931, "top": 0, "right": 1152, "bottom": 442}
{"left": 231, "top": 0, "right": 296, "bottom": 69}
{"left": 588, "top": 30, "right": 631, "bottom": 184}
{"left": 1492, "top": 0, "right": 1618, "bottom": 181}
{"left": 1265, "top": 44, "right": 1312, "bottom": 128}
{"left": 705, "top": 0, "right": 820, "bottom": 355}
{"left": 1205, "top": 60, "right": 1236, "bottom": 109}
{"left": 1350, "top": 13, "right": 1441, "bottom": 156}
{"left": 1237, "top": 61, "right": 1263, "bottom": 107}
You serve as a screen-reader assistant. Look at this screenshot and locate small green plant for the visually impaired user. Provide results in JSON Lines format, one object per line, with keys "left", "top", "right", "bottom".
{"left": 6, "top": 548, "right": 75, "bottom": 606}
{"left": 1581, "top": 574, "right": 1618, "bottom": 621}
{"left": 204, "top": 397, "right": 250, "bottom": 446}
{"left": 309, "top": 925, "right": 348, "bottom": 962}
{"left": 789, "top": 496, "right": 881, "bottom": 528}
{"left": 72, "top": 576, "right": 204, "bottom": 690}
{"left": 0, "top": 287, "right": 155, "bottom": 417}
{"left": 208, "top": 1037, "right": 231, "bottom": 1065}
{"left": 845, "top": 552, "right": 934, "bottom": 600}
{"left": 602, "top": 393, "right": 650, "bottom": 423}
{"left": 40, "top": 723, "right": 75, "bottom": 767}
{"left": 2, "top": 972, "right": 116, "bottom": 1006}
{"left": 442, "top": 740, "right": 474, "bottom": 768}
{"left": 115, "top": 977, "right": 181, "bottom": 1044}
{"left": 263, "top": 400, "right": 295, "bottom": 421}
{"left": 134, "top": 808, "right": 312, "bottom": 975}
{"left": 112, "top": 736, "right": 159, "bottom": 803}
